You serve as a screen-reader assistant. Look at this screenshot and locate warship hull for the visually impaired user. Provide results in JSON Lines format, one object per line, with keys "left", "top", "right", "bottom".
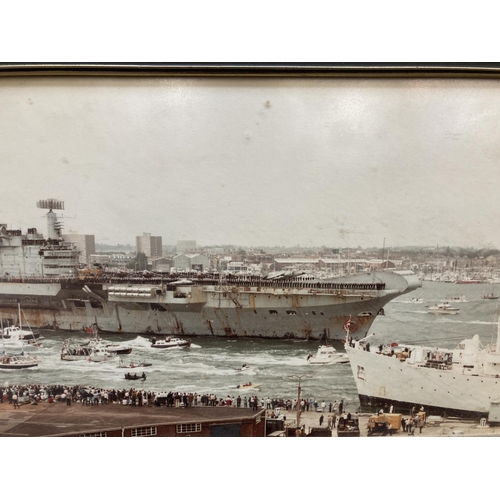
{"left": 346, "top": 330, "right": 500, "bottom": 418}
{"left": 0, "top": 270, "right": 420, "bottom": 340}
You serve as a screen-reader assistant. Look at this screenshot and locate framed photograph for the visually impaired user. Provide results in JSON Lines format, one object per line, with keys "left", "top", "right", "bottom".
{"left": 1, "top": 64, "right": 499, "bottom": 468}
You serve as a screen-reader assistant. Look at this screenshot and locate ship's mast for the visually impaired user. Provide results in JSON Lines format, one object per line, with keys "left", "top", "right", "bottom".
{"left": 36, "top": 199, "right": 65, "bottom": 239}
{"left": 496, "top": 315, "right": 500, "bottom": 354}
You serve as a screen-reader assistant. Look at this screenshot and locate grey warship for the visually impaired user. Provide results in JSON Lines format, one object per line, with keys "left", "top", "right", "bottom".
{"left": 0, "top": 200, "right": 420, "bottom": 340}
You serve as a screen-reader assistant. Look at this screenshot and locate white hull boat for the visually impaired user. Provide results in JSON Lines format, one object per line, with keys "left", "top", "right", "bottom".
{"left": 151, "top": 336, "right": 191, "bottom": 349}
{"left": 235, "top": 364, "right": 259, "bottom": 375}
{"left": 235, "top": 383, "right": 261, "bottom": 391}
{"left": 307, "top": 345, "right": 349, "bottom": 365}
{"left": 427, "top": 302, "right": 460, "bottom": 315}
{"left": 0, "top": 352, "right": 39, "bottom": 369}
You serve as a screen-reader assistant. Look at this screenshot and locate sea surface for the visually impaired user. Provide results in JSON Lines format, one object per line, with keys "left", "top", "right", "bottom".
{"left": 2, "top": 281, "right": 500, "bottom": 412}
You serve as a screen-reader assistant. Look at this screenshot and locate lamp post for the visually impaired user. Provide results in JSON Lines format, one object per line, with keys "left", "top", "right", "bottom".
{"left": 288, "top": 374, "right": 312, "bottom": 433}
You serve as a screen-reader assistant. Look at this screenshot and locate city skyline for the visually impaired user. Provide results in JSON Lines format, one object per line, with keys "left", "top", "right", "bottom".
{"left": 1, "top": 76, "right": 500, "bottom": 249}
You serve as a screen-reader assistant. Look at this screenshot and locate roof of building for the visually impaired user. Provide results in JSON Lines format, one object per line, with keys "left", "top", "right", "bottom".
{"left": 0, "top": 402, "right": 264, "bottom": 437}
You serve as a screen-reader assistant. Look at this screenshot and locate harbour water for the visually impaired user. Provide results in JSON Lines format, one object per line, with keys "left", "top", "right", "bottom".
{"left": 2, "top": 281, "right": 500, "bottom": 410}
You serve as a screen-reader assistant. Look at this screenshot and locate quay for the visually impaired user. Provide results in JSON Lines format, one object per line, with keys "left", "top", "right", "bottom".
{"left": 2, "top": 400, "right": 500, "bottom": 437}
{"left": 278, "top": 408, "right": 500, "bottom": 437}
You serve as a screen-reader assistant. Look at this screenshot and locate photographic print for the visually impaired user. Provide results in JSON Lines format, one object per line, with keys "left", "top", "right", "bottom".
{"left": 1, "top": 63, "right": 500, "bottom": 439}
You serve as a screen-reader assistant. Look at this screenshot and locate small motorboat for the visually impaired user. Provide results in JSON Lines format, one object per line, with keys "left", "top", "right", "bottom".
{"left": 105, "top": 344, "right": 133, "bottom": 355}
{"left": 410, "top": 298, "right": 425, "bottom": 303}
{"left": 427, "top": 302, "right": 460, "bottom": 315}
{"left": 235, "top": 364, "right": 259, "bottom": 375}
{"left": 61, "top": 339, "right": 116, "bottom": 362}
{"left": 447, "top": 295, "right": 468, "bottom": 303}
{"left": 1, "top": 306, "right": 44, "bottom": 348}
{"left": 124, "top": 372, "right": 147, "bottom": 381}
{"left": 307, "top": 345, "right": 349, "bottom": 365}
{"left": 117, "top": 359, "right": 152, "bottom": 369}
{"left": 151, "top": 336, "right": 191, "bottom": 349}
{"left": 0, "top": 352, "right": 39, "bottom": 369}
{"left": 80, "top": 332, "right": 133, "bottom": 355}
{"left": 482, "top": 293, "right": 499, "bottom": 300}
{"left": 236, "top": 382, "right": 261, "bottom": 391}
{"left": 87, "top": 348, "right": 117, "bottom": 363}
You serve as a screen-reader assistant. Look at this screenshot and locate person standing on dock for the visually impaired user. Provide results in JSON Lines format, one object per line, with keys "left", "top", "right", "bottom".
{"left": 408, "top": 417, "right": 415, "bottom": 435}
{"left": 327, "top": 414, "right": 333, "bottom": 429}
{"left": 319, "top": 414, "right": 324, "bottom": 426}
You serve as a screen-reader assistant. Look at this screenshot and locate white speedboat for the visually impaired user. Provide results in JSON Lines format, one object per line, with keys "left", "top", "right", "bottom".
{"left": 410, "top": 297, "right": 425, "bottom": 303}
{"left": 87, "top": 347, "right": 117, "bottom": 363}
{"left": 151, "top": 336, "right": 191, "bottom": 349}
{"left": 0, "top": 352, "right": 39, "bottom": 369}
{"left": 235, "top": 364, "right": 259, "bottom": 375}
{"left": 427, "top": 302, "right": 460, "bottom": 315}
{"left": 306, "top": 345, "right": 349, "bottom": 365}
{"left": 117, "top": 359, "right": 152, "bottom": 369}
{"left": 235, "top": 382, "right": 261, "bottom": 391}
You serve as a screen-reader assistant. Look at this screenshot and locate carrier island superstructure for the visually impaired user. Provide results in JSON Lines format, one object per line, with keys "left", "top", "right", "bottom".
{"left": 0, "top": 200, "right": 420, "bottom": 340}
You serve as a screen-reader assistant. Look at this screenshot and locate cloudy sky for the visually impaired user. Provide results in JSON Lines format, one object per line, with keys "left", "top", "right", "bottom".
{"left": 1, "top": 75, "right": 499, "bottom": 249}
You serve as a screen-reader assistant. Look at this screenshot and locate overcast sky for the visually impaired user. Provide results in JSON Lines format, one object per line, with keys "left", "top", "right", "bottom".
{"left": 1, "top": 76, "right": 499, "bottom": 250}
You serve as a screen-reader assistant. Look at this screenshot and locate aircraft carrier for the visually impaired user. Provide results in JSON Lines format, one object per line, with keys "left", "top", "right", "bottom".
{"left": 0, "top": 200, "right": 420, "bottom": 340}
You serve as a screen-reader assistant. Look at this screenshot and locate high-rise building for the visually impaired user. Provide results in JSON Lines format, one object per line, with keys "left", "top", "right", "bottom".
{"left": 136, "top": 233, "right": 163, "bottom": 258}
{"left": 63, "top": 232, "right": 96, "bottom": 265}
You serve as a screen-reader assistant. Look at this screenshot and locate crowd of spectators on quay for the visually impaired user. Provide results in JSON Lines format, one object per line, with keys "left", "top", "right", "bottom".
{"left": 0, "top": 384, "right": 350, "bottom": 417}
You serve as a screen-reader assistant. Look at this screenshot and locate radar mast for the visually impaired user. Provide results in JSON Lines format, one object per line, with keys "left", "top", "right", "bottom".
{"left": 36, "top": 199, "right": 65, "bottom": 239}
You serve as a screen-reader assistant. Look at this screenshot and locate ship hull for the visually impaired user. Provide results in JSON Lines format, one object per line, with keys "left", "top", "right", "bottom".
{"left": 0, "top": 271, "right": 420, "bottom": 340}
{"left": 346, "top": 346, "right": 500, "bottom": 417}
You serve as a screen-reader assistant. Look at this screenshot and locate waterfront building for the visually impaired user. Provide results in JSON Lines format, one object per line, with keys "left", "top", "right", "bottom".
{"left": 151, "top": 257, "right": 173, "bottom": 272}
{"left": 172, "top": 253, "right": 210, "bottom": 272}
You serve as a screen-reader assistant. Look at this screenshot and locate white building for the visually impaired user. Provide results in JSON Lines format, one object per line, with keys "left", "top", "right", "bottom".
{"left": 172, "top": 253, "right": 210, "bottom": 272}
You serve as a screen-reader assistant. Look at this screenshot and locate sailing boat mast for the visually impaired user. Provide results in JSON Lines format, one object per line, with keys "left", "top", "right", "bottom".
{"left": 382, "top": 238, "right": 386, "bottom": 269}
